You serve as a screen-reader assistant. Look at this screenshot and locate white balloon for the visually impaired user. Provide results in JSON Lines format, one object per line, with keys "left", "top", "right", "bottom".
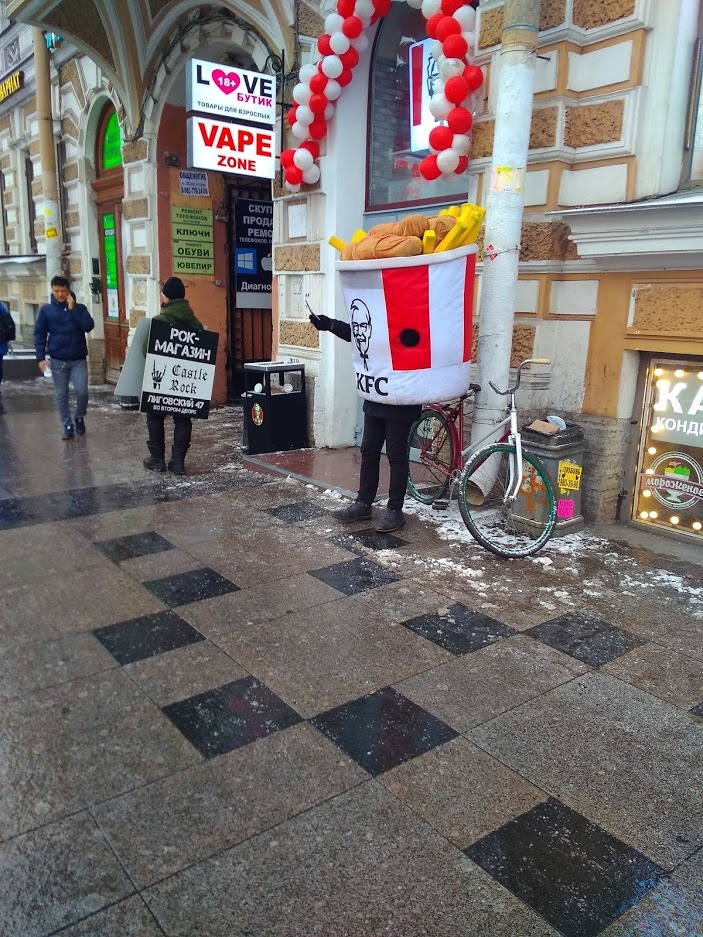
{"left": 295, "top": 104, "right": 314, "bottom": 125}
{"left": 291, "top": 121, "right": 309, "bottom": 140}
{"left": 303, "top": 164, "right": 321, "bottom": 184}
{"left": 437, "top": 148, "right": 460, "bottom": 173}
{"left": 421, "top": 0, "right": 441, "bottom": 18}
{"left": 325, "top": 13, "right": 344, "bottom": 33}
{"left": 324, "top": 102, "right": 335, "bottom": 120}
{"left": 430, "top": 40, "right": 443, "bottom": 61}
{"left": 299, "top": 64, "right": 317, "bottom": 83}
{"left": 324, "top": 79, "right": 341, "bottom": 101}
{"left": 406, "top": 0, "right": 423, "bottom": 8}
{"left": 293, "top": 148, "right": 314, "bottom": 170}
{"left": 428, "top": 93, "right": 452, "bottom": 119}
{"left": 452, "top": 133, "right": 471, "bottom": 155}
{"left": 354, "top": 0, "right": 374, "bottom": 18}
{"left": 293, "top": 82, "right": 312, "bottom": 105}
{"left": 352, "top": 32, "right": 369, "bottom": 53}
{"left": 440, "top": 57, "right": 464, "bottom": 79}
{"left": 462, "top": 31, "right": 475, "bottom": 52}
{"left": 330, "top": 31, "right": 351, "bottom": 54}
{"left": 453, "top": 5, "right": 476, "bottom": 31}
{"left": 321, "top": 55, "right": 344, "bottom": 79}
{"left": 432, "top": 78, "right": 444, "bottom": 95}
{"left": 286, "top": 182, "right": 302, "bottom": 193}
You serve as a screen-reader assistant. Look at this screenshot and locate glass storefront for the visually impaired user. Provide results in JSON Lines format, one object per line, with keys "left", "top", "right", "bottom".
{"left": 633, "top": 359, "right": 703, "bottom": 540}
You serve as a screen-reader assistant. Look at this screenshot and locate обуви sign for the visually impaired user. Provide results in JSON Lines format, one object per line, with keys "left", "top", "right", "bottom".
{"left": 186, "top": 58, "right": 275, "bottom": 126}
{"left": 187, "top": 116, "right": 275, "bottom": 179}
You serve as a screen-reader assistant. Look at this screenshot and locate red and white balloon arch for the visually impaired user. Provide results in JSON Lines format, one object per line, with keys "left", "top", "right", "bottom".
{"left": 280, "top": 0, "right": 483, "bottom": 191}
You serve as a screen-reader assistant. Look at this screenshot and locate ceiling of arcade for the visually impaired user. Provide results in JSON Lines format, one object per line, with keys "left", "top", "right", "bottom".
{"left": 5, "top": 0, "right": 297, "bottom": 130}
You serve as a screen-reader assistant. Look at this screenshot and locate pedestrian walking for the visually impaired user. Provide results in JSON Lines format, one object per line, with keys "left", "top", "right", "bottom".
{"left": 34, "top": 277, "right": 95, "bottom": 439}
{"left": 309, "top": 312, "right": 420, "bottom": 532}
{"left": 142, "top": 276, "right": 203, "bottom": 475}
{"left": 0, "top": 300, "right": 16, "bottom": 395}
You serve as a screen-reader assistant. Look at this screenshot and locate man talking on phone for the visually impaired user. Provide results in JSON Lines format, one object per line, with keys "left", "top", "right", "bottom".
{"left": 35, "top": 276, "right": 95, "bottom": 440}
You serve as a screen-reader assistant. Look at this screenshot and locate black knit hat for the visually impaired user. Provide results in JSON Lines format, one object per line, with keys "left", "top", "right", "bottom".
{"left": 161, "top": 276, "right": 185, "bottom": 301}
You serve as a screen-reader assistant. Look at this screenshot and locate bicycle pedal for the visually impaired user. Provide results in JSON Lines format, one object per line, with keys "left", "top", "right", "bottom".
{"left": 432, "top": 499, "right": 450, "bottom": 511}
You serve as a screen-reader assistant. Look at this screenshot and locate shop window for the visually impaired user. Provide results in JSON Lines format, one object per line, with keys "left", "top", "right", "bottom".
{"left": 633, "top": 359, "right": 703, "bottom": 541}
{"left": 97, "top": 107, "right": 122, "bottom": 174}
{"left": 0, "top": 169, "right": 7, "bottom": 254}
{"left": 684, "top": 38, "right": 703, "bottom": 183}
{"left": 367, "top": 2, "right": 471, "bottom": 211}
{"left": 24, "top": 153, "right": 37, "bottom": 253}
{"left": 56, "top": 140, "right": 71, "bottom": 248}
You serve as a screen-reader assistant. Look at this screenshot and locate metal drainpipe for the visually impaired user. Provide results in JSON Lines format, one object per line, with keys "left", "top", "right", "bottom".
{"left": 33, "top": 28, "right": 63, "bottom": 284}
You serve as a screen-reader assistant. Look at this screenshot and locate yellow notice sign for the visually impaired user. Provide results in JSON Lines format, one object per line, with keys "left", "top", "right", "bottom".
{"left": 558, "top": 460, "right": 582, "bottom": 492}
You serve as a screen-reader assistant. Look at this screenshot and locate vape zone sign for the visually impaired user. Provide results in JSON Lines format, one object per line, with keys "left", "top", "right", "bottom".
{"left": 141, "top": 321, "right": 219, "bottom": 418}
{"left": 186, "top": 58, "right": 276, "bottom": 180}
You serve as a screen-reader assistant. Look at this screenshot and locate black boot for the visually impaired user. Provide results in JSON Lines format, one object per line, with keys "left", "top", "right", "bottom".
{"left": 169, "top": 416, "right": 192, "bottom": 475}
{"left": 144, "top": 444, "right": 166, "bottom": 472}
{"left": 333, "top": 501, "right": 373, "bottom": 522}
{"left": 375, "top": 509, "right": 405, "bottom": 533}
{"left": 167, "top": 451, "right": 186, "bottom": 475}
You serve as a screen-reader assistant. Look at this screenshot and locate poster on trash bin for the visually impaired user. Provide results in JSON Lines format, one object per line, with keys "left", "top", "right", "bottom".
{"left": 140, "top": 320, "right": 219, "bottom": 419}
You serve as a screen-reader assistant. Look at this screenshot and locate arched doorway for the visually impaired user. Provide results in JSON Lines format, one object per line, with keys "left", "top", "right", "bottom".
{"left": 90, "top": 105, "right": 127, "bottom": 382}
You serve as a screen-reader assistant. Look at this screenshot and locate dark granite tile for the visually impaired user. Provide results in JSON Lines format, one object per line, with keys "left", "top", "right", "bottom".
{"left": 94, "top": 530, "right": 175, "bottom": 563}
{"left": 526, "top": 612, "right": 643, "bottom": 667}
{"left": 163, "top": 676, "right": 302, "bottom": 758}
{"left": 691, "top": 701, "right": 703, "bottom": 719}
{"left": 402, "top": 603, "right": 515, "bottom": 656}
{"left": 311, "top": 686, "right": 457, "bottom": 776}
{"left": 342, "top": 527, "right": 409, "bottom": 551}
{"left": 308, "top": 556, "right": 401, "bottom": 596}
{"left": 93, "top": 610, "right": 205, "bottom": 666}
{"left": 143, "top": 567, "right": 240, "bottom": 607}
{"left": 466, "top": 798, "right": 663, "bottom": 937}
{"left": 266, "top": 501, "right": 329, "bottom": 523}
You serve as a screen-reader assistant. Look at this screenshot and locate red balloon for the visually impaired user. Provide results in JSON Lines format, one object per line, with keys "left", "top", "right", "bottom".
{"left": 340, "top": 46, "right": 359, "bottom": 69}
{"left": 309, "top": 92, "right": 328, "bottom": 113}
{"left": 463, "top": 65, "right": 483, "bottom": 91}
{"left": 444, "top": 75, "right": 469, "bottom": 104}
{"left": 435, "top": 15, "right": 461, "bottom": 42}
{"left": 342, "top": 15, "right": 363, "bottom": 38}
{"left": 309, "top": 119, "right": 328, "bottom": 140}
{"left": 337, "top": 67, "right": 353, "bottom": 86}
{"left": 441, "top": 0, "right": 465, "bottom": 13}
{"left": 337, "top": 0, "right": 355, "bottom": 16}
{"left": 429, "top": 125, "right": 454, "bottom": 152}
{"left": 300, "top": 140, "right": 320, "bottom": 159}
{"left": 447, "top": 106, "right": 473, "bottom": 134}
{"left": 317, "top": 34, "right": 332, "bottom": 56}
{"left": 309, "top": 72, "right": 328, "bottom": 94}
{"left": 455, "top": 155, "right": 469, "bottom": 174}
{"left": 286, "top": 105, "right": 298, "bottom": 127}
{"left": 420, "top": 155, "right": 441, "bottom": 181}
{"left": 425, "top": 13, "right": 444, "bottom": 38}
{"left": 286, "top": 165, "right": 304, "bottom": 186}
{"left": 442, "top": 34, "right": 468, "bottom": 59}
{"left": 280, "top": 149, "right": 295, "bottom": 168}
{"left": 375, "top": 0, "right": 391, "bottom": 15}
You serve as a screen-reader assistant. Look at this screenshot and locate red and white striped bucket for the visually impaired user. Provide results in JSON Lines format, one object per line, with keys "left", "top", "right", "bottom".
{"left": 336, "top": 244, "right": 477, "bottom": 405}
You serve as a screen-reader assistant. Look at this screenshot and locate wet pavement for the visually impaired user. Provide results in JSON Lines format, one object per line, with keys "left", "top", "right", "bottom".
{"left": 1, "top": 380, "right": 702, "bottom": 937}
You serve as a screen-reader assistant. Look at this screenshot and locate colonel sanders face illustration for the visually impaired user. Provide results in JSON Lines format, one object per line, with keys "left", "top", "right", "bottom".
{"left": 351, "top": 298, "right": 372, "bottom": 370}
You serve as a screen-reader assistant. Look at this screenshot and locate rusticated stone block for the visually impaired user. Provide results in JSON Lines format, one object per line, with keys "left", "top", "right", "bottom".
{"left": 61, "top": 116, "right": 80, "bottom": 140}
{"left": 530, "top": 107, "right": 558, "bottom": 149}
{"left": 632, "top": 284, "right": 703, "bottom": 335}
{"left": 573, "top": 0, "right": 635, "bottom": 30}
{"left": 299, "top": 6, "right": 324, "bottom": 38}
{"left": 29, "top": 140, "right": 41, "bottom": 157}
{"left": 59, "top": 60, "right": 86, "bottom": 107}
{"left": 510, "top": 325, "right": 536, "bottom": 367}
{"left": 64, "top": 211, "right": 81, "bottom": 229}
{"left": 0, "top": 115, "right": 12, "bottom": 134}
{"left": 541, "top": 0, "right": 567, "bottom": 31}
{"left": 62, "top": 162, "right": 79, "bottom": 182}
{"left": 68, "top": 256, "right": 82, "bottom": 275}
{"left": 126, "top": 255, "right": 151, "bottom": 275}
{"left": 123, "top": 139, "right": 148, "bottom": 163}
{"left": 130, "top": 309, "right": 146, "bottom": 327}
{"left": 565, "top": 100, "right": 624, "bottom": 147}
{"left": 279, "top": 320, "right": 320, "bottom": 348}
{"left": 471, "top": 120, "right": 495, "bottom": 160}
{"left": 479, "top": 1, "right": 566, "bottom": 48}
{"left": 1, "top": 153, "right": 11, "bottom": 169}
{"left": 122, "top": 198, "right": 149, "bottom": 220}
{"left": 275, "top": 244, "right": 320, "bottom": 272}
{"left": 520, "top": 222, "right": 578, "bottom": 261}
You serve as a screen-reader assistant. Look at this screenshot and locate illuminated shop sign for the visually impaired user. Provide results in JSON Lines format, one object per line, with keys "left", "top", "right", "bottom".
{"left": 408, "top": 39, "right": 438, "bottom": 154}
{"left": 186, "top": 58, "right": 276, "bottom": 126}
{"left": 634, "top": 360, "right": 703, "bottom": 539}
{"left": 186, "top": 116, "right": 275, "bottom": 179}
{"left": 0, "top": 69, "right": 23, "bottom": 105}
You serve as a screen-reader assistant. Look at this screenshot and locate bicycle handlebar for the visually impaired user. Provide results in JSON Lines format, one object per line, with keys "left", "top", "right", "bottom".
{"left": 488, "top": 358, "right": 551, "bottom": 397}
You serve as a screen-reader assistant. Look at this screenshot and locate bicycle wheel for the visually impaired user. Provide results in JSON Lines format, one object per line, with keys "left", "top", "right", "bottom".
{"left": 407, "top": 409, "right": 455, "bottom": 504}
{"left": 458, "top": 443, "right": 556, "bottom": 558}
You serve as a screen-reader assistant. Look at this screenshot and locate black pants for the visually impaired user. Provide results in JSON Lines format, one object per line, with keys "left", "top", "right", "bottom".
{"left": 146, "top": 413, "right": 192, "bottom": 457}
{"left": 357, "top": 412, "right": 415, "bottom": 512}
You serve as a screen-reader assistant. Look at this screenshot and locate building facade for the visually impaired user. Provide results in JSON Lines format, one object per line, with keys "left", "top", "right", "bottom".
{"left": 3, "top": 0, "right": 703, "bottom": 542}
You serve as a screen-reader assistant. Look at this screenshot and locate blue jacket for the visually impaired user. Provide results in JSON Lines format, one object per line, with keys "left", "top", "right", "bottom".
{"left": 34, "top": 296, "right": 95, "bottom": 362}
{"left": 0, "top": 301, "right": 15, "bottom": 356}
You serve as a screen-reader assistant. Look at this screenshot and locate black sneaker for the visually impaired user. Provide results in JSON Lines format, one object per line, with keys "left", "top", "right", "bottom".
{"left": 375, "top": 509, "right": 405, "bottom": 533}
{"left": 75, "top": 417, "right": 85, "bottom": 435}
{"left": 333, "top": 501, "right": 372, "bottom": 522}
{"left": 143, "top": 455, "right": 166, "bottom": 472}
{"left": 62, "top": 423, "right": 74, "bottom": 440}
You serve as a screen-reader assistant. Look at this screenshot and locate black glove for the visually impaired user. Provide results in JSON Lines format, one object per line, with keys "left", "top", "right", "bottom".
{"left": 309, "top": 313, "right": 333, "bottom": 332}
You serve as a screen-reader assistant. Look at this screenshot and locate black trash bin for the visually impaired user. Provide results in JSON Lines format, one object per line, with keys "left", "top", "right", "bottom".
{"left": 243, "top": 362, "right": 308, "bottom": 455}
